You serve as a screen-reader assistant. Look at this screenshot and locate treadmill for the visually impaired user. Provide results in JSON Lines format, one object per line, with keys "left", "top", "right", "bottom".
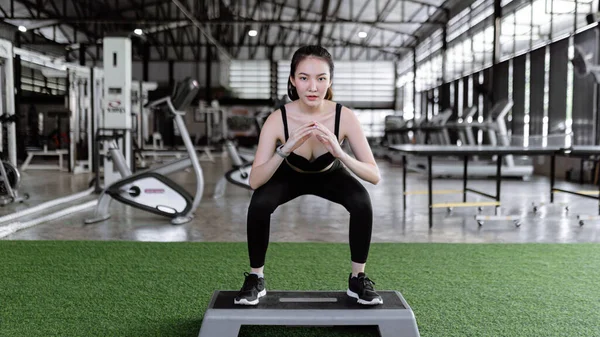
{"left": 419, "top": 109, "right": 453, "bottom": 145}
{"left": 383, "top": 112, "right": 453, "bottom": 163}
{"left": 445, "top": 106, "right": 478, "bottom": 146}
{"left": 383, "top": 114, "right": 409, "bottom": 146}
{"left": 405, "top": 99, "right": 534, "bottom": 178}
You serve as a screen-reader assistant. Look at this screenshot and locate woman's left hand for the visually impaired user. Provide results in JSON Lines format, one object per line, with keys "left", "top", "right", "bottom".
{"left": 313, "top": 122, "right": 345, "bottom": 158}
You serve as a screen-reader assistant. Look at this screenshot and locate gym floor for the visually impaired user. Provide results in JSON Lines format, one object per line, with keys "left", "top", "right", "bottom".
{"left": 2, "top": 156, "right": 599, "bottom": 244}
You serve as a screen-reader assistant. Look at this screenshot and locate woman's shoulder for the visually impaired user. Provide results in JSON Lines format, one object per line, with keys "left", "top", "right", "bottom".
{"left": 328, "top": 100, "right": 355, "bottom": 118}
{"left": 261, "top": 107, "right": 284, "bottom": 130}
{"left": 259, "top": 109, "right": 285, "bottom": 142}
{"left": 265, "top": 108, "right": 282, "bottom": 122}
{"left": 279, "top": 101, "right": 298, "bottom": 112}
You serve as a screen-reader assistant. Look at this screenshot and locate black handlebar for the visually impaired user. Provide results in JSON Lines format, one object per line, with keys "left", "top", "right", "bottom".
{"left": 171, "top": 77, "right": 200, "bottom": 111}
{"left": 143, "top": 77, "right": 200, "bottom": 112}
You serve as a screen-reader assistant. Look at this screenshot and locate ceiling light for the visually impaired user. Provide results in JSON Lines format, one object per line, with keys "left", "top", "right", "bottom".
{"left": 358, "top": 31, "right": 367, "bottom": 38}
{"left": 248, "top": 29, "right": 258, "bottom": 37}
{"left": 18, "top": 26, "right": 27, "bottom": 33}
{"left": 134, "top": 28, "right": 143, "bottom": 35}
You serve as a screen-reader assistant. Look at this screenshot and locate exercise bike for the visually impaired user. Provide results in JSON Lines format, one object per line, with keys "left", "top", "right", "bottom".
{"left": 85, "top": 78, "right": 204, "bottom": 225}
{"left": 0, "top": 156, "right": 29, "bottom": 205}
{"left": 213, "top": 109, "right": 271, "bottom": 198}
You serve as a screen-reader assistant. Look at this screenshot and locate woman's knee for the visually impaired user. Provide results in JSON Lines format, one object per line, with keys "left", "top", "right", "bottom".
{"left": 345, "top": 188, "right": 373, "bottom": 215}
{"left": 351, "top": 196, "right": 372, "bottom": 215}
{"left": 248, "top": 189, "right": 279, "bottom": 215}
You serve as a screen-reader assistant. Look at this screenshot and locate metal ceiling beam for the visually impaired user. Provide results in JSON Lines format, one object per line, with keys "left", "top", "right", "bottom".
{"left": 249, "top": 0, "right": 279, "bottom": 59}
{"left": 128, "top": 0, "right": 169, "bottom": 60}
{"left": 276, "top": 24, "right": 410, "bottom": 54}
{"left": 336, "top": 0, "right": 371, "bottom": 59}
{"left": 2, "top": 17, "right": 445, "bottom": 25}
{"left": 157, "top": 2, "right": 183, "bottom": 60}
{"left": 22, "top": 41, "right": 408, "bottom": 48}
{"left": 69, "top": 0, "right": 83, "bottom": 18}
{"left": 171, "top": 0, "right": 232, "bottom": 61}
{"left": 8, "top": 0, "right": 449, "bottom": 61}
{"left": 354, "top": 0, "right": 401, "bottom": 59}
{"left": 237, "top": 0, "right": 444, "bottom": 45}
{"left": 12, "top": 0, "right": 99, "bottom": 45}
{"left": 266, "top": 0, "right": 434, "bottom": 37}
{"left": 325, "top": 0, "right": 344, "bottom": 45}
{"left": 405, "top": 0, "right": 444, "bottom": 9}
{"left": 317, "top": 0, "right": 331, "bottom": 45}
{"left": 234, "top": 0, "right": 262, "bottom": 58}
{"left": 273, "top": 0, "right": 292, "bottom": 56}
{"left": 406, "top": 0, "right": 467, "bottom": 51}
{"left": 70, "top": 0, "right": 169, "bottom": 19}
{"left": 280, "top": 0, "right": 318, "bottom": 57}
{"left": 181, "top": 26, "right": 199, "bottom": 60}
{"left": 284, "top": 24, "right": 320, "bottom": 59}
{"left": 402, "top": 0, "right": 444, "bottom": 48}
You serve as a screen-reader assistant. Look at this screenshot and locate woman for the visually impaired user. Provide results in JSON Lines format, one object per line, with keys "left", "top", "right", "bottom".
{"left": 234, "top": 45, "right": 382, "bottom": 306}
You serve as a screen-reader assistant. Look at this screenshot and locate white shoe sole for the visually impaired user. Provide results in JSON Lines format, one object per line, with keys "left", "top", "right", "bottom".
{"left": 346, "top": 289, "right": 383, "bottom": 305}
{"left": 234, "top": 289, "right": 267, "bottom": 306}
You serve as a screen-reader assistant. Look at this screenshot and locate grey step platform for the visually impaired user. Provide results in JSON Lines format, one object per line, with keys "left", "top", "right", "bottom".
{"left": 198, "top": 290, "right": 420, "bottom": 337}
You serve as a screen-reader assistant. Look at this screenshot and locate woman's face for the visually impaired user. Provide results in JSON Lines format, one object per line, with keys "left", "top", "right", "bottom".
{"left": 290, "top": 57, "right": 332, "bottom": 107}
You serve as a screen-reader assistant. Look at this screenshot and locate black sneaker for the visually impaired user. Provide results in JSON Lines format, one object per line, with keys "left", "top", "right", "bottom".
{"left": 234, "top": 272, "right": 266, "bottom": 305}
{"left": 347, "top": 272, "right": 383, "bottom": 305}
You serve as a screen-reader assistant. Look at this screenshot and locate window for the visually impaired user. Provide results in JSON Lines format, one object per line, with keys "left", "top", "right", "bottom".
{"left": 354, "top": 109, "right": 394, "bottom": 138}
{"left": 278, "top": 61, "right": 396, "bottom": 107}
{"left": 229, "top": 60, "right": 271, "bottom": 99}
{"left": 500, "top": 0, "right": 595, "bottom": 59}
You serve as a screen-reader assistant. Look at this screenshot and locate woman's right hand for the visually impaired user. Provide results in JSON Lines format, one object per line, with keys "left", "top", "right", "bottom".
{"left": 280, "top": 121, "right": 317, "bottom": 155}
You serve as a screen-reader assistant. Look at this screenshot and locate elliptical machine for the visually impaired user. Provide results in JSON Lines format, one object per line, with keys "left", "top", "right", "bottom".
{"left": 0, "top": 57, "right": 29, "bottom": 205}
{"left": 85, "top": 78, "right": 204, "bottom": 225}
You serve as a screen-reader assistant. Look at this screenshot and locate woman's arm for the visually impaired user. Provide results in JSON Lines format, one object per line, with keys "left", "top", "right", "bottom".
{"left": 249, "top": 111, "right": 317, "bottom": 189}
{"left": 248, "top": 111, "right": 286, "bottom": 189}
{"left": 314, "top": 108, "right": 381, "bottom": 185}
{"left": 338, "top": 109, "right": 381, "bottom": 184}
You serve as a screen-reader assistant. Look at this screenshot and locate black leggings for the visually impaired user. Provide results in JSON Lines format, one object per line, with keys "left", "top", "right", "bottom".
{"left": 247, "top": 161, "right": 373, "bottom": 268}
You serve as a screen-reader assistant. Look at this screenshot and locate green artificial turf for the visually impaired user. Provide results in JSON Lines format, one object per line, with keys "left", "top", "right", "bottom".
{"left": 1, "top": 241, "right": 599, "bottom": 337}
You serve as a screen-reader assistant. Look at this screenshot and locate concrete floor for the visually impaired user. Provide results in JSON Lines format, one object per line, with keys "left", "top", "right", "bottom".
{"left": 1, "top": 154, "right": 600, "bottom": 243}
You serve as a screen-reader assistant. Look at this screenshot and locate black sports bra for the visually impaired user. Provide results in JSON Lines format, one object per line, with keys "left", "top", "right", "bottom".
{"left": 280, "top": 103, "right": 342, "bottom": 172}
